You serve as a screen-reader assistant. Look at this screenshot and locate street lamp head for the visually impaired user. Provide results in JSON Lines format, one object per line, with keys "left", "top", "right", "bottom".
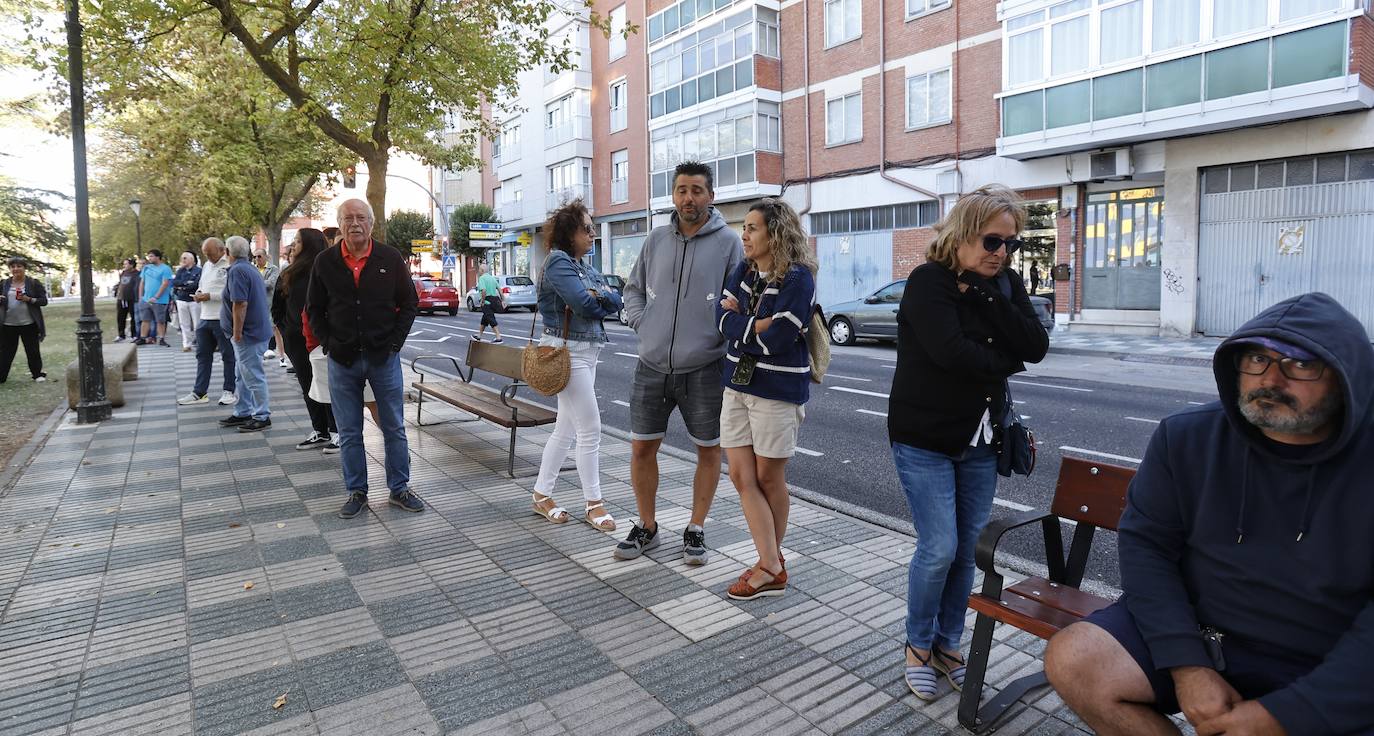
{"left": 128, "top": 198, "right": 141, "bottom": 217}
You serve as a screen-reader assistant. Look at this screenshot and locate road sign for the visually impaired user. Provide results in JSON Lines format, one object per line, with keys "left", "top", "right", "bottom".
{"left": 442, "top": 254, "right": 457, "bottom": 270}
{"left": 517, "top": 232, "right": 532, "bottom": 246}
{"left": 469, "top": 222, "right": 503, "bottom": 232}
{"left": 411, "top": 239, "right": 434, "bottom": 246}
{"left": 468, "top": 230, "right": 502, "bottom": 241}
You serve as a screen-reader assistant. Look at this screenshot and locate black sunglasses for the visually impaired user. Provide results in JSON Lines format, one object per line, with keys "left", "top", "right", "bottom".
{"left": 982, "top": 235, "right": 1024, "bottom": 255}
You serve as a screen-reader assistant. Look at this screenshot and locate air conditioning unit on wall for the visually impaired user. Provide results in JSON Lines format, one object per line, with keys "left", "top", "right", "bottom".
{"left": 1089, "top": 148, "right": 1133, "bottom": 181}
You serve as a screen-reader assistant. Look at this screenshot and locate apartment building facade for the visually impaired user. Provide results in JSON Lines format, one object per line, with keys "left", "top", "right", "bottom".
{"left": 477, "top": 0, "right": 1374, "bottom": 335}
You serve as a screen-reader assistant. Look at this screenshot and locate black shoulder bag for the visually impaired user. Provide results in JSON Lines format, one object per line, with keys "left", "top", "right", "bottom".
{"left": 991, "top": 271, "right": 1035, "bottom": 477}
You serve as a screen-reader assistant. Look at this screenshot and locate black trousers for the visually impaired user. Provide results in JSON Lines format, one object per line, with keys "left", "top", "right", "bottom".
{"left": 116, "top": 300, "right": 133, "bottom": 338}
{"left": 283, "top": 330, "right": 335, "bottom": 435}
{"left": 0, "top": 323, "right": 43, "bottom": 381}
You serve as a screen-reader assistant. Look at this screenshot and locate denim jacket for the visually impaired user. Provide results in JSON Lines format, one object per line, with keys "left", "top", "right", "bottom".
{"left": 537, "top": 250, "right": 623, "bottom": 343}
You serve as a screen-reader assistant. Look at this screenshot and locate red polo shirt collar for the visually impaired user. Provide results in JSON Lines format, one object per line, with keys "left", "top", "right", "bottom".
{"left": 340, "top": 240, "right": 373, "bottom": 286}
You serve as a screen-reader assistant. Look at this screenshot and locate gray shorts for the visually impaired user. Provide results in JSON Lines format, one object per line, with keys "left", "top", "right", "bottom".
{"left": 138, "top": 301, "right": 169, "bottom": 323}
{"left": 630, "top": 359, "right": 724, "bottom": 446}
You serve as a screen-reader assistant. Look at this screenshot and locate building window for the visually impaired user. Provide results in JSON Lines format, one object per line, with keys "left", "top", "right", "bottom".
{"left": 757, "top": 110, "right": 780, "bottom": 151}
{"left": 1152, "top": 0, "right": 1199, "bottom": 52}
{"left": 824, "top": 0, "right": 860, "bottom": 48}
{"left": 611, "top": 149, "right": 630, "bottom": 204}
{"left": 757, "top": 8, "right": 780, "bottom": 58}
{"left": 648, "top": 6, "right": 756, "bottom": 118}
{"left": 905, "top": 69, "right": 951, "bottom": 129}
{"left": 609, "top": 5, "right": 628, "bottom": 60}
{"left": 546, "top": 96, "right": 571, "bottom": 129}
{"left": 648, "top": 0, "right": 746, "bottom": 44}
{"left": 1213, "top": 0, "right": 1265, "bottom": 37}
{"left": 1279, "top": 0, "right": 1343, "bottom": 22}
{"left": 1099, "top": 0, "right": 1143, "bottom": 65}
{"left": 825, "top": 92, "right": 862, "bottom": 145}
{"left": 810, "top": 202, "right": 940, "bottom": 235}
{"left": 906, "top": 0, "right": 950, "bottom": 20}
{"left": 649, "top": 100, "right": 774, "bottom": 197}
{"left": 610, "top": 79, "right": 628, "bottom": 133}
{"left": 1007, "top": 27, "right": 1043, "bottom": 87}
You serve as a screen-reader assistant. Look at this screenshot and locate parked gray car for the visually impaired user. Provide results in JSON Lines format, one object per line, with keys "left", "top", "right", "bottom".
{"left": 825, "top": 279, "right": 906, "bottom": 346}
{"left": 465, "top": 275, "right": 537, "bottom": 312}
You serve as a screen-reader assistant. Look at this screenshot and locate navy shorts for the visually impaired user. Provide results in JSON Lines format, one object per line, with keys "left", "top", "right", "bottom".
{"left": 1083, "top": 599, "right": 1315, "bottom": 714}
{"left": 629, "top": 359, "right": 724, "bottom": 446}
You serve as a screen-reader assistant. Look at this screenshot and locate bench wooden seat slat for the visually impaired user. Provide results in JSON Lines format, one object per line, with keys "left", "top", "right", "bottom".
{"left": 1004, "top": 577, "right": 1113, "bottom": 621}
{"left": 411, "top": 379, "right": 555, "bottom": 427}
{"left": 968, "top": 591, "right": 1081, "bottom": 640}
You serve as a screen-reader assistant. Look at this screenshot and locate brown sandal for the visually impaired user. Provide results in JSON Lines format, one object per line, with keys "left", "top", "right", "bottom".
{"left": 584, "top": 501, "right": 616, "bottom": 532}
{"left": 727, "top": 564, "right": 787, "bottom": 601}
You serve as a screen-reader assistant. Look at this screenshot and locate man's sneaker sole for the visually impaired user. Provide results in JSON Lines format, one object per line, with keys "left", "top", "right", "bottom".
{"left": 613, "top": 533, "right": 659, "bottom": 560}
{"left": 683, "top": 549, "right": 708, "bottom": 566}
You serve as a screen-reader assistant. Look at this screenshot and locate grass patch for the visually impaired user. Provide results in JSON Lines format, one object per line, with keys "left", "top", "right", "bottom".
{"left": 0, "top": 297, "right": 135, "bottom": 472}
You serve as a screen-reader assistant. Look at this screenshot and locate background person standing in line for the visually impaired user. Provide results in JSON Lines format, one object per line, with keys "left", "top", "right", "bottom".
{"left": 114, "top": 258, "right": 139, "bottom": 341}
{"left": 0, "top": 257, "right": 49, "bottom": 383}
{"left": 172, "top": 251, "right": 202, "bottom": 352}
{"left": 218, "top": 236, "right": 273, "bottom": 432}
{"left": 136, "top": 249, "right": 174, "bottom": 346}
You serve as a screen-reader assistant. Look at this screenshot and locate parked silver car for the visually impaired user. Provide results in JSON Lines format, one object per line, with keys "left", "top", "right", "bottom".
{"left": 465, "top": 275, "right": 537, "bottom": 312}
{"left": 824, "top": 279, "right": 906, "bottom": 346}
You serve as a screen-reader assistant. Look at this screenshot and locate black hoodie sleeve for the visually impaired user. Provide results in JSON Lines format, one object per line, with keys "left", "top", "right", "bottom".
{"left": 1258, "top": 601, "right": 1374, "bottom": 734}
{"left": 1119, "top": 422, "right": 1214, "bottom": 671}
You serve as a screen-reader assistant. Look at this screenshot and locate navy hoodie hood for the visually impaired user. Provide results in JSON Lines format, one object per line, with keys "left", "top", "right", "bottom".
{"left": 1118, "top": 292, "right": 1374, "bottom": 735}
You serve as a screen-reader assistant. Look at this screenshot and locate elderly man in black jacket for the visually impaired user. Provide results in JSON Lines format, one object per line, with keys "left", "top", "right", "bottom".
{"left": 306, "top": 198, "right": 421, "bottom": 519}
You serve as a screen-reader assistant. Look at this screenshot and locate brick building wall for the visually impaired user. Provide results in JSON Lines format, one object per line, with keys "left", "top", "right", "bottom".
{"left": 1352, "top": 13, "right": 1374, "bottom": 89}
{"left": 892, "top": 227, "right": 935, "bottom": 278}
{"left": 1055, "top": 185, "right": 1085, "bottom": 318}
{"left": 592, "top": 0, "right": 650, "bottom": 218}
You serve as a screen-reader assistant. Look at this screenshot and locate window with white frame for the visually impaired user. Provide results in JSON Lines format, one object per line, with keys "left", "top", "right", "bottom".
{"left": 824, "top": 0, "right": 861, "bottom": 47}
{"left": 546, "top": 96, "right": 572, "bottom": 129}
{"left": 757, "top": 108, "right": 780, "bottom": 151}
{"left": 610, "top": 79, "right": 628, "bottom": 133}
{"left": 906, "top": 69, "right": 951, "bottom": 129}
{"left": 1099, "top": 0, "right": 1143, "bottom": 64}
{"left": 1049, "top": 1, "right": 1089, "bottom": 76}
{"left": 611, "top": 149, "right": 630, "bottom": 204}
{"left": 825, "top": 92, "right": 862, "bottom": 145}
{"left": 494, "top": 123, "right": 520, "bottom": 163}
{"left": 609, "top": 6, "right": 628, "bottom": 60}
{"left": 757, "top": 8, "right": 780, "bottom": 58}
{"left": 906, "top": 0, "right": 951, "bottom": 19}
{"left": 1279, "top": 0, "right": 1343, "bottom": 22}
{"left": 648, "top": 100, "right": 774, "bottom": 197}
{"left": 1152, "top": 0, "right": 1199, "bottom": 52}
{"left": 1213, "top": 0, "right": 1266, "bottom": 37}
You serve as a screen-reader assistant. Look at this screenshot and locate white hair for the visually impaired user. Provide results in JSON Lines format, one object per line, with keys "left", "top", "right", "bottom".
{"left": 226, "top": 236, "right": 253, "bottom": 260}
{"left": 336, "top": 198, "right": 375, "bottom": 224}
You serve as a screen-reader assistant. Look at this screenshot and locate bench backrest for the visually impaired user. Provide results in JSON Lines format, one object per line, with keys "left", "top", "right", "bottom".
{"left": 1050, "top": 456, "right": 1134, "bottom": 531}
{"left": 465, "top": 340, "right": 525, "bottom": 382}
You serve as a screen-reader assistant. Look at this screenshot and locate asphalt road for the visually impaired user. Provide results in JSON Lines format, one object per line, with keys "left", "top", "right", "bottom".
{"left": 399, "top": 307, "right": 1220, "bottom": 589}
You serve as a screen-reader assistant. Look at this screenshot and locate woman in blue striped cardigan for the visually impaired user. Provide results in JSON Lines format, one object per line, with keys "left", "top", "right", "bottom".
{"left": 715, "top": 198, "right": 817, "bottom": 601}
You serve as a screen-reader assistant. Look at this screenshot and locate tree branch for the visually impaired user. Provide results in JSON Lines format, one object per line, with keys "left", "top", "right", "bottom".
{"left": 260, "top": 0, "right": 327, "bottom": 53}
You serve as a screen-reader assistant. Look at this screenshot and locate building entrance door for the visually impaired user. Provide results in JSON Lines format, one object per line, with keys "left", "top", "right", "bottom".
{"left": 1082, "top": 188, "right": 1164, "bottom": 310}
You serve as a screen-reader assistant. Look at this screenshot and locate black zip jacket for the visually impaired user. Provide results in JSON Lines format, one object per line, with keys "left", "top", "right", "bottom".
{"left": 304, "top": 241, "right": 417, "bottom": 367}
{"left": 887, "top": 262, "right": 1047, "bottom": 456}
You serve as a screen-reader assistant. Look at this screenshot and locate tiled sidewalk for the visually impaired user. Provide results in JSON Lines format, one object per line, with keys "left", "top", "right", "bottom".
{"left": 1048, "top": 333, "right": 1222, "bottom": 365}
{"left": 0, "top": 348, "right": 1090, "bottom": 735}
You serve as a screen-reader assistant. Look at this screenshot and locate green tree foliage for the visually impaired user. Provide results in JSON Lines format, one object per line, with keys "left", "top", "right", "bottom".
{"left": 447, "top": 202, "right": 499, "bottom": 260}
{"left": 382, "top": 209, "right": 432, "bottom": 259}
{"left": 0, "top": 177, "right": 70, "bottom": 271}
{"left": 36, "top": 0, "right": 610, "bottom": 240}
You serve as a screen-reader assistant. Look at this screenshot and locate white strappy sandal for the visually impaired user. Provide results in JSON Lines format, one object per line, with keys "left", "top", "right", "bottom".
{"left": 532, "top": 493, "right": 569, "bottom": 524}
{"left": 584, "top": 501, "right": 616, "bottom": 532}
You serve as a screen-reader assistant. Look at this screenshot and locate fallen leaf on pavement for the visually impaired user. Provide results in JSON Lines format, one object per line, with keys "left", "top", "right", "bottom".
{"left": 243, "top": 581, "right": 254, "bottom": 590}
{"left": 275, "top": 523, "right": 285, "bottom": 528}
{"left": 272, "top": 693, "right": 287, "bottom": 710}
{"left": 228, "top": 523, "right": 241, "bottom": 528}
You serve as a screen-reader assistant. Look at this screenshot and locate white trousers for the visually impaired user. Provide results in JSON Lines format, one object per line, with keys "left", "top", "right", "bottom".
{"left": 177, "top": 301, "right": 199, "bottom": 349}
{"left": 534, "top": 339, "right": 604, "bottom": 502}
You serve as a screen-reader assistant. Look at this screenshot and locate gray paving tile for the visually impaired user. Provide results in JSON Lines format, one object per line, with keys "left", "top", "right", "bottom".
{"left": 71, "top": 648, "right": 190, "bottom": 722}
{"left": 0, "top": 672, "right": 79, "bottom": 736}
{"left": 366, "top": 589, "right": 463, "bottom": 637}
{"left": 259, "top": 535, "right": 334, "bottom": 565}
{"left": 189, "top": 594, "right": 279, "bottom": 643}
{"left": 272, "top": 578, "right": 365, "bottom": 623}
{"left": 185, "top": 542, "right": 262, "bottom": 580}
{"left": 335, "top": 543, "right": 417, "bottom": 575}
{"left": 191, "top": 663, "right": 309, "bottom": 736}
{"left": 297, "top": 638, "right": 407, "bottom": 710}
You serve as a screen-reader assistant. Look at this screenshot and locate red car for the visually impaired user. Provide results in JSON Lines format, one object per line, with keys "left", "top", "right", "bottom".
{"left": 413, "top": 278, "right": 459, "bottom": 316}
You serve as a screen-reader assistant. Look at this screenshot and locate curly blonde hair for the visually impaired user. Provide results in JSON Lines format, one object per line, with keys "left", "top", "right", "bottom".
{"left": 926, "top": 185, "right": 1026, "bottom": 270}
{"left": 748, "top": 198, "right": 817, "bottom": 281}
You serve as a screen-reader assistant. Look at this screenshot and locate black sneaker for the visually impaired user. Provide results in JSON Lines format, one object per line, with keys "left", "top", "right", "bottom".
{"left": 238, "top": 418, "right": 272, "bottom": 432}
{"left": 613, "top": 522, "right": 659, "bottom": 560}
{"left": 158, "top": 339, "right": 171, "bottom": 347}
{"left": 388, "top": 489, "right": 424, "bottom": 513}
{"left": 338, "top": 492, "right": 368, "bottom": 519}
{"left": 295, "top": 432, "right": 329, "bottom": 450}
{"left": 218, "top": 414, "right": 251, "bottom": 427}
{"left": 133, "top": 338, "right": 147, "bottom": 345}
{"left": 683, "top": 526, "right": 708, "bottom": 566}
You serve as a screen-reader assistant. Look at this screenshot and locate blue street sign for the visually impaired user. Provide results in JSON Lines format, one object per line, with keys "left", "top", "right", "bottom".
{"left": 442, "top": 254, "right": 457, "bottom": 270}
{"left": 469, "top": 222, "right": 504, "bottom": 232}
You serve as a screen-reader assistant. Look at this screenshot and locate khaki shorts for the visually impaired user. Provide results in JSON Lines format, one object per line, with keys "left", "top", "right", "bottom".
{"left": 720, "top": 389, "right": 805, "bottom": 458}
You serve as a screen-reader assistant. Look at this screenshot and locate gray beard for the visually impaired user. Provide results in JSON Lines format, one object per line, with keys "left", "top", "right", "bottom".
{"left": 1238, "top": 388, "right": 1342, "bottom": 436}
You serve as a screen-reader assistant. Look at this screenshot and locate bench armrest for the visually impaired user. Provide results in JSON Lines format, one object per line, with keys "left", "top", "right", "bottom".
{"left": 974, "top": 510, "right": 1059, "bottom": 599}
{"left": 411, "top": 355, "right": 469, "bottom": 383}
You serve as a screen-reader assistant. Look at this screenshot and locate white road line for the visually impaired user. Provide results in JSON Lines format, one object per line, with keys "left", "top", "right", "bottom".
{"left": 830, "top": 386, "right": 890, "bottom": 399}
{"left": 1009, "top": 380, "right": 1094, "bottom": 393}
{"left": 794, "top": 447, "right": 824, "bottom": 457}
{"left": 881, "top": 364, "right": 897, "bottom": 369}
{"left": 1059, "top": 446, "right": 1143, "bottom": 464}
{"left": 993, "top": 497, "right": 1035, "bottom": 512}
{"left": 824, "top": 373, "right": 873, "bottom": 382}
{"left": 1020, "top": 415, "right": 1031, "bottom": 420}
{"left": 612, "top": 400, "right": 630, "bottom": 407}
{"left": 1187, "top": 401, "right": 1206, "bottom": 405}
{"left": 408, "top": 335, "right": 451, "bottom": 343}
{"left": 615, "top": 352, "right": 640, "bottom": 359}
{"left": 1125, "top": 416, "right": 1161, "bottom": 425}
{"left": 855, "top": 409, "right": 888, "bottom": 417}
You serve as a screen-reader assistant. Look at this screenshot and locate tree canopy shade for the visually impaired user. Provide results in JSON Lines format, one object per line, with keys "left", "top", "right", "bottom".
{"left": 383, "top": 209, "right": 433, "bottom": 259}
{"left": 38, "top": 0, "right": 608, "bottom": 239}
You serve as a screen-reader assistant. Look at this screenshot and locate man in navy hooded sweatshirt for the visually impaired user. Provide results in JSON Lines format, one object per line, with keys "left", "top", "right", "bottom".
{"left": 1045, "top": 292, "right": 1374, "bottom": 736}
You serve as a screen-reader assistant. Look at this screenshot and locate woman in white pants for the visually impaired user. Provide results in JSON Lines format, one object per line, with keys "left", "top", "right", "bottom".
{"left": 530, "top": 200, "right": 624, "bottom": 531}
{"left": 172, "top": 251, "right": 202, "bottom": 351}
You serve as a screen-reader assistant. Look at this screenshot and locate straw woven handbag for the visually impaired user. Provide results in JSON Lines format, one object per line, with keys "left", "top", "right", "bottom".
{"left": 521, "top": 306, "right": 572, "bottom": 396}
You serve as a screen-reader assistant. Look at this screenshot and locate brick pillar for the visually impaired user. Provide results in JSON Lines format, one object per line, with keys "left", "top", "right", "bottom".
{"left": 1054, "top": 185, "right": 1086, "bottom": 318}
{"left": 893, "top": 227, "right": 935, "bottom": 279}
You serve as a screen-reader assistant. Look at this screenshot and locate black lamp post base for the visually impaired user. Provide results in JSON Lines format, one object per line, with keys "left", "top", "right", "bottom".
{"left": 74, "top": 314, "right": 111, "bottom": 424}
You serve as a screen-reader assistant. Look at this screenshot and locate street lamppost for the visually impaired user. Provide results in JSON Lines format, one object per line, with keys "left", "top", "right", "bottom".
{"left": 129, "top": 198, "right": 142, "bottom": 254}
{"left": 66, "top": 0, "right": 111, "bottom": 422}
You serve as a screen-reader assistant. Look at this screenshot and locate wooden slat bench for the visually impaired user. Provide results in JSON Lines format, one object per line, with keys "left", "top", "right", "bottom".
{"left": 957, "top": 456, "right": 1136, "bottom": 733}
{"left": 410, "top": 341, "right": 556, "bottom": 478}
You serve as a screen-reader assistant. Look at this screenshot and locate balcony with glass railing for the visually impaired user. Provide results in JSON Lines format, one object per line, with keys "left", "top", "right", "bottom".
{"left": 544, "top": 115, "right": 592, "bottom": 149}
{"left": 995, "top": 0, "right": 1373, "bottom": 158}
{"left": 547, "top": 185, "right": 592, "bottom": 212}
{"left": 493, "top": 201, "right": 524, "bottom": 224}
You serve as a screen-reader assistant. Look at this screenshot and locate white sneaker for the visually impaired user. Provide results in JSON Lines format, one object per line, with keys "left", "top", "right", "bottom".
{"left": 279, "top": 358, "right": 288, "bottom": 369}
{"left": 218, "top": 391, "right": 237, "bottom": 405}
{"left": 263, "top": 349, "right": 277, "bottom": 359}
{"left": 322, "top": 433, "right": 342, "bottom": 455}
{"left": 177, "top": 392, "right": 208, "bottom": 405}
{"left": 35, "top": 375, "right": 47, "bottom": 383}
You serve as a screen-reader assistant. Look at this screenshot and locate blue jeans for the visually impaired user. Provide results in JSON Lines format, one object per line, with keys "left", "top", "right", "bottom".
{"left": 231, "top": 338, "right": 270, "bottom": 420}
{"left": 193, "top": 320, "right": 236, "bottom": 396}
{"left": 329, "top": 351, "right": 409, "bottom": 495}
{"left": 892, "top": 440, "right": 998, "bottom": 651}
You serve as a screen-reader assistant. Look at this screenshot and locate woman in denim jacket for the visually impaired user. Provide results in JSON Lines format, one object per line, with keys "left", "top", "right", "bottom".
{"left": 531, "top": 200, "right": 624, "bottom": 531}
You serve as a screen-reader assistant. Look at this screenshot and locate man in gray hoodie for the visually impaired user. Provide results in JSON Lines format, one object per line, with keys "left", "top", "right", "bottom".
{"left": 615, "top": 161, "right": 744, "bottom": 564}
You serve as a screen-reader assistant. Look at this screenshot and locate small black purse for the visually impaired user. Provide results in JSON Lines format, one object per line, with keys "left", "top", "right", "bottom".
{"left": 996, "top": 383, "right": 1036, "bottom": 477}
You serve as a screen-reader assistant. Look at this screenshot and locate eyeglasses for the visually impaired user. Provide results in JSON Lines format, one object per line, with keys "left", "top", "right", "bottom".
{"left": 584, "top": 223, "right": 596, "bottom": 235}
{"left": 981, "top": 235, "right": 1024, "bottom": 255}
{"left": 1234, "top": 351, "right": 1326, "bottom": 381}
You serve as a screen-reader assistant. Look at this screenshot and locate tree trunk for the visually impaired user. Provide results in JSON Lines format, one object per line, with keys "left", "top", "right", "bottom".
{"left": 263, "top": 224, "right": 282, "bottom": 264}
{"left": 364, "top": 154, "right": 388, "bottom": 244}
